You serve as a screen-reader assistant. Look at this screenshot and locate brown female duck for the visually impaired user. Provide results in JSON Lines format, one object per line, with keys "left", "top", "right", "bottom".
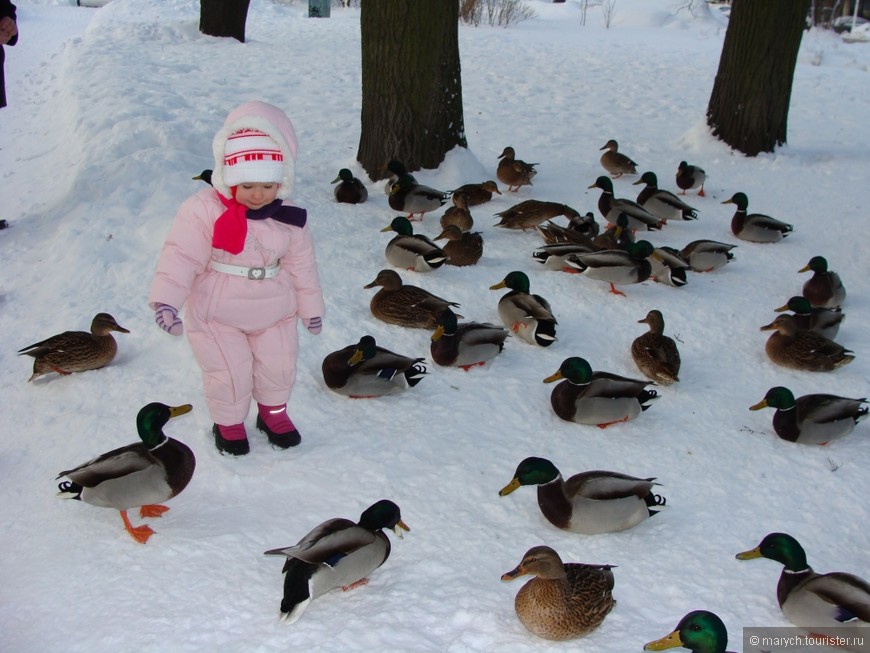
{"left": 760, "top": 314, "right": 853, "bottom": 371}
{"left": 364, "top": 269, "right": 460, "bottom": 329}
{"left": 19, "top": 312, "right": 130, "bottom": 382}
{"left": 450, "top": 180, "right": 501, "bottom": 206}
{"left": 501, "top": 546, "right": 616, "bottom": 641}
{"left": 599, "top": 139, "right": 637, "bottom": 177}
{"left": 632, "top": 310, "right": 681, "bottom": 384}
{"left": 496, "top": 146, "right": 538, "bottom": 191}
{"left": 434, "top": 224, "right": 484, "bottom": 267}
{"left": 439, "top": 191, "right": 474, "bottom": 232}
{"left": 495, "top": 200, "right": 582, "bottom": 231}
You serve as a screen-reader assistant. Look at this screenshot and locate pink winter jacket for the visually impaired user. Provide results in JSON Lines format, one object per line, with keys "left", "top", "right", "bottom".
{"left": 148, "top": 188, "right": 324, "bottom": 333}
{"left": 149, "top": 101, "right": 324, "bottom": 332}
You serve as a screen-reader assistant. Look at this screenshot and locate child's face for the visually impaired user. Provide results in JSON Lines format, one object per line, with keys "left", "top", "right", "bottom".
{"left": 234, "top": 183, "right": 280, "bottom": 210}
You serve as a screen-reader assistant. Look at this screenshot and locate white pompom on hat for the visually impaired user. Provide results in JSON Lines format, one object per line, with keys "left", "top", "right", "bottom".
{"left": 222, "top": 128, "right": 285, "bottom": 187}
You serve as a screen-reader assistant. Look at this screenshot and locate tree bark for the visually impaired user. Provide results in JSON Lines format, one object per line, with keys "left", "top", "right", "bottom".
{"left": 706, "top": 0, "right": 810, "bottom": 156}
{"left": 358, "top": 1, "right": 467, "bottom": 180}
{"left": 200, "top": 0, "right": 250, "bottom": 43}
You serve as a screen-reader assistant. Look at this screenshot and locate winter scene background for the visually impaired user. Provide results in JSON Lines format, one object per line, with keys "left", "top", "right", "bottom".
{"left": 1, "top": 1, "right": 869, "bottom": 652}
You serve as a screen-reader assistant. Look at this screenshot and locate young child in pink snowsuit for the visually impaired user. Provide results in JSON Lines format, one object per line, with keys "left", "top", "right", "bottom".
{"left": 149, "top": 100, "right": 325, "bottom": 456}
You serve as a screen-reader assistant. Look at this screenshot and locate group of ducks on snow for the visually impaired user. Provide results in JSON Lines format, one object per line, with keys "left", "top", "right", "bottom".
{"left": 16, "top": 144, "right": 867, "bottom": 641}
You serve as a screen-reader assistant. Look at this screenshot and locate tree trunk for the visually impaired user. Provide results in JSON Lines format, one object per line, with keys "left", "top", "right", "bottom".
{"left": 706, "top": 0, "right": 810, "bottom": 156}
{"left": 200, "top": 0, "right": 250, "bottom": 43}
{"left": 358, "top": 1, "right": 467, "bottom": 181}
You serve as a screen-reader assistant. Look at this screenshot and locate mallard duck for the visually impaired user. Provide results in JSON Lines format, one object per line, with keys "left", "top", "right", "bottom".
{"left": 497, "top": 146, "right": 538, "bottom": 191}
{"left": 388, "top": 174, "right": 449, "bottom": 219}
{"left": 450, "top": 180, "right": 501, "bottom": 206}
{"left": 599, "top": 139, "right": 638, "bottom": 177}
{"left": 56, "top": 403, "right": 194, "bottom": 544}
{"left": 430, "top": 309, "right": 508, "bottom": 370}
{"left": 722, "top": 192, "right": 793, "bottom": 243}
{"left": 544, "top": 357, "right": 658, "bottom": 427}
{"left": 591, "top": 213, "right": 634, "bottom": 251}
{"left": 193, "top": 169, "right": 213, "bottom": 186}
{"left": 501, "top": 546, "right": 616, "bottom": 641}
{"left": 800, "top": 256, "right": 846, "bottom": 308}
{"left": 19, "top": 312, "right": 130, "bottom": 382}
{"left": 322, "top": 335, "right": 427, "bottom": 398}
{"left": 495, "top": 200, "right": 582, "bottom": 231}
{"left": 440, "top": 192, "right": 474, "bottom": 232}
{"left": 679, "top": 240, "right": 736, "bottom": 272}
{"left": 589, "top": 176, "right": 663, "bottom": 231}
{"left": 383, "top": 160, "right": 415, "bottom": 194}
{"left": 736, "top": 532, "right": 870, "bottom": 634}
{"left": 774, "top": 296, "right": 843, "bottom": 340}
{"left": 749, "top": 386, "right": 867, "bottom": 445}
{"left": 434, "top": 225, "right": 484, "bottom": 267}
{"left": 532, "top": 243, "right": 595, "bottom": 273}
{"left": 264, "top": 499, "right": 409, "bottom": 624}
{"left": 632, "top": 310, "right": 681, "bottom": 384}
{"left": 331, "top": 168, "right": 368, "bottom": 204}
{"left": 499, "top": 456, "right": 665, "bottom": 534}
{"left": 645, "top": 610, "right": 731, "bottom": 653}
{"left": 489, "top": 271, "right": 557, "bottom": 347}
{"left": 364, "top": 269, "right": 461, "bottom": 329}
{"left": 676, "top": 161, "right": 706, "bottom": 196}
{"left": 569, "top": 240, "right": 655, "bottom": 296}
{"left": 537, "top": 212, "right": 599, "bottom": 245}
{"left": 760, "top": 314, "right": 854, "bottom": 372}
{"left": 633, "top": 171, "right": 699, "bottom": 222}
{"left": 381, "top": 216, "right": 448, "bottom": 272}
{"left": 649, "top": 246, "right": 690, "bottom": 288}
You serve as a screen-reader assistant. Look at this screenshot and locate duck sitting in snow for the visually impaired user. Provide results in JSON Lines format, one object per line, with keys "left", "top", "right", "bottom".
{"left": 434, "top": 224, "right": 484, "bottom": 267}
{"left": 736, "top": 532, "right": 870, "bottom": 635}
{"left": 537, "top": 211, "right": 599, "bottom": 246}
{"left": 499, "top": 456, "right": 665, "bottom": 534}
{"left": 633, "top": 171, "right": 698, "bottom": 222}
{"left": 750, "top": 386, "right": 867, "bottom": 445}
{"left": 430, "top": 309, "right": 508, "bottom": 370}
{"left": 331, "top": 168, "right": 368, "bottom": 204}
{"left": 799, "top": 255, "right": 845, "bottom": 308}
{"left": 264, "top": 500, "right": 409, "bottom": 623}
{"left": 381, "top": 216, "right": 448, "bottom": 272}
{"left": 450, "top": 180, "right": 501, "bottom": 206}
{"left": 19, "top": 312, "right": 130, "bottom": 382}
{"left": 599, "top": 139, "right": 637, "bottom": 177}
{"left": 632, "top": 309, "right": 681, "bottom": 385}
{"left": 645, "top": 610, "right": 732, "bottom": 653}
{"left": 489, "top": 270, "right": 557, "bottom": 347}
{"left": 773, "top": 296, "right": 843, "bottom": 341}
{"left": 496, "top": 146, "right": 538, "bottom": 191}
{"left": 544, "top": 356, "right": 658, "bottom": 427}
{"left": 589, "top": 176, "right": 662, "bottom": 231}
{"left": 56, "top": 403, "right": 195, "bottom": 544}
{"left": 501, "top": 546, "right": 616, "bottom": 641}
{"left": 364, "top": 269, "right": 461, "bottom": 329}
{"left": 722, "top": 192, "right": 793, "bottom": 243}
{"left": 388, "top": 174, "right": 449, "bottom": 220}
{"left": 321, "top": 335, "right": 427, "bottom": 398}
{"left": 494, "top": 200, "right": 583, "bottom": 231}
{"left": 440, "top": 191, "right": 474, "bottom": 232}
{"left": 760, "top": 314, "right": 853, "bottom": 372}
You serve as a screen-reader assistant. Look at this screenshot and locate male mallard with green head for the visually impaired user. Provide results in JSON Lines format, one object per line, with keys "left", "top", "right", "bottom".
{"left": 499, "top": 457, "right": 665, "bottom": 534}
{"left": 331, "top": 168, "right": 368, "bottom": 204}
{"left": 737, "top": 533, "right": 870, "bottom": 636}
{"left": 570, "top": 240, "right": 656, "bottom": 296}
{"left": 544, "top": 357, "right": 658, "bottom": 427}
{"left": 490, "top": 270, "right": 557, "bottom": 346}
{"left": 57, "top": 403, "right": 195, "bottom": 543}
{"left": 799, "top": 255, "right": 846, "bottom": 308}
{"left": 589, "top": 176, "right": 663, "bottom": 231}
{"left": 750, "top": 386, "right": 866, "bottom": 445}
{"left": 264, "top": 500, "right": 409, "bottom": 623}
{"left": 645, "top": 610, "right": 732, "bottom": 653}
{"left": 381, "top": 216, "right": 448, "bottom": 272}
{"left": 679, "top": 240, "right": 736, "bottom": 272}
{"left": 501, "top": 546, "right": 616, "bottom": 640}
{"left": 633, "top": 170, "right": 698, "bottom": 222}
{"left": 19, "top": 312, "right": 130, "bottom": 382}
{"left": 388, "top": 174, "right": 448, "bottom": 220}
{"left": 322, "top": 335, "right": 427, "bottom": 398}
{"left": 774, "top": 296, "right": 843, "bottom": 340}
{"left": 722, "top": 192, "right": 792, "bottom": 243}
{"left": 675, "top": 161, "right": 706, "bottom": 196}
{"left": 430, "top": 309, "right": 508, "bottom": 370}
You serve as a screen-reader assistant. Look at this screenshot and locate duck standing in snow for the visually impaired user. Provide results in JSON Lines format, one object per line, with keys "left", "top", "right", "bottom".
{"left": 490, "top": 270, "right": 557, "bottom": 347}
{"left": 56, "top": 402, "right": 195, "bottom": 544}
{"left": 496, "top": 146, "right": 538, "bottom": 191}
{"left": 589, "top": 176, "right": 662, "bottom": 231}
{"left": 388, "top": 174, "right": 448, "bottom": 220}
{"left": 675, "top": 161, "right": 706, "bottom": 196}
{"left": 599, "top": 139, "right": 638, "bottom": 177}
{"left": 633, "top": 171, "right": 698, "bottom": 222}
{"left": 495, "top": 199, "right": 583, "bottom": 231}
{"left": 264, "top": 500, "right": 409, "bottom": 623}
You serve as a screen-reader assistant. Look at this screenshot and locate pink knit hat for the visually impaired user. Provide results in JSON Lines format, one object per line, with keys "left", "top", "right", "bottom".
{"left": 222, "top": 128, "right": 285, "bottom": 187}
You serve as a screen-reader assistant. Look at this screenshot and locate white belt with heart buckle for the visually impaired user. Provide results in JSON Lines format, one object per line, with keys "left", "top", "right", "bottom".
{"left": 210, "top": 260, "right": 280, "bottom": 280}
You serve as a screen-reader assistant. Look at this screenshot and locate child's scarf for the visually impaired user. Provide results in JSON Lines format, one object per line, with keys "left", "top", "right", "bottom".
{"left": 212, "top": 189, "right": 307, "bottom": 254}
